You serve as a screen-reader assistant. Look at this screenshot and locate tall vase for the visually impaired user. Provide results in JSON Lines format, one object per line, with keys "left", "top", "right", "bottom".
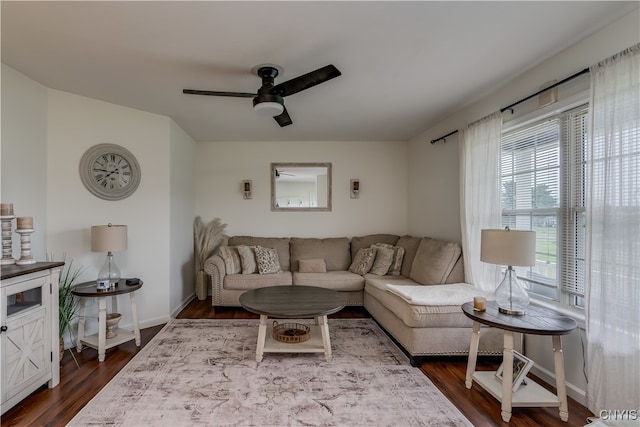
{"left": 196, "top": 270, "right": 207, "bottom": 301}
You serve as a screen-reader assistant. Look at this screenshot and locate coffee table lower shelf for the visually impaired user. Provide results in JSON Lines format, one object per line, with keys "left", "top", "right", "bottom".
{"left": 472, "top": 371, "right": 561, "bottom": 407}
{"left": 256, "top": 315, "right": 332, "bottom": 363}
{"left": 264, "top": 324, "right": 325, "bottom": 353}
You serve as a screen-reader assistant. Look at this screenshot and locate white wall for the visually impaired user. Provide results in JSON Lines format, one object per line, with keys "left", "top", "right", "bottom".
{"left": 169, "top": 119, "right": 196, "bottom": 315}
{"left": 1, "top": 64, "right": 48, "bottom": 260}
{"left": 1, "top": 66, "right": 196, "bottom": 339}
{"left": 46, "top": 89, "right": 175, "bottom": 330}
{"left": 195, "top": 140, "right": 408, "bottom": 238}
{"left": 407, "top": 11, "right": 640, "bottom": 404}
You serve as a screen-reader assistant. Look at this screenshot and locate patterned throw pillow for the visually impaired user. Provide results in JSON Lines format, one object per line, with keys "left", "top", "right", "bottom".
{"left": 218, "top": 246, "right": 241, "bottom": 274}
{"left": 369, "top": 245, "right": 395, "bottom": 276}
{"left": 348, "top": 247, "right": 377, "bottom": 275}
{"left": 255, "top": 246, "right": 282, "bottom": 274}
{"left": 237, "top": 245, "right": 257, "bottom": 274}
{"left": 372, "top": 243, "right": 406, "bottom": 276}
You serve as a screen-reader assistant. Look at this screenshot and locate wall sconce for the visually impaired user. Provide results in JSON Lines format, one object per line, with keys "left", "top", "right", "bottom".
{"left": 350, "top": 179, "right": 360, "bottom": 199}
{"left": 242, "top": 180, "right": 252, "bottom": 199}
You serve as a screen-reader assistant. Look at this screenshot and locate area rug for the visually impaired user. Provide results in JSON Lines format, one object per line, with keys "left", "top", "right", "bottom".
{"left": 68, "top": 319, "right": 472, "bottom": 426}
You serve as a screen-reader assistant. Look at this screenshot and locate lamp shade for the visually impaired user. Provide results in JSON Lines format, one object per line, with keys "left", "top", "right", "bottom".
{"left": 480, "top": 229, "right": 535, "bottom": 267}
{"left": 91, "top": 224, "right": 127, "bottom": 253}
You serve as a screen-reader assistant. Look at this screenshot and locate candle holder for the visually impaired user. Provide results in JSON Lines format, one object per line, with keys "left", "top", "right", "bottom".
{"left": 15, "top": 228, "right": 36, "bottom": 265}
{"left": 1, "top": 215, "right": 16, "bottom": 265}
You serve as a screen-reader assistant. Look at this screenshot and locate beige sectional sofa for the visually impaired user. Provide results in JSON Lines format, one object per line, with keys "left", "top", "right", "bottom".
{"left": 204, "top": 233, "right": 502, "bottom": 365}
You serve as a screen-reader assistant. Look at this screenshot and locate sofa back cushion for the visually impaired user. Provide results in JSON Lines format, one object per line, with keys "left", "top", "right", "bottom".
{"left": 350, "top": 234, "right": 400, "bottom": 260}
{"left": 290, "top": 237, "right": 351, "bottom": 271}
{"left": 396, "top": 235, "right": 422, "bottom": 277}
{"left": 409, "top": 237, "right": 462, "bottom": 285}
{"left": 228, "top": 236, "right": 290, "bottom": 271}
{"left": 446, "top": 256, "right": 465, "bottom": 283}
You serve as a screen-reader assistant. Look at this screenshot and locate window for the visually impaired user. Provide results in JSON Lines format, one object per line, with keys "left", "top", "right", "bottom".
{"left": 500, "top": 105, "right": 587, "bottom": 308}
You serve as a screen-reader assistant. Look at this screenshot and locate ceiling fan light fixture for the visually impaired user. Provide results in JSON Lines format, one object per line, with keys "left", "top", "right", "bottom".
{"left": 253, "top": 101, "right": 284, "bottom": 116}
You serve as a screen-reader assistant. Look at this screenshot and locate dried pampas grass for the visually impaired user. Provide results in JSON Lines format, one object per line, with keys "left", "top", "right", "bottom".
{"left": 194, "top": 217, "right": 227, "bottom": 271}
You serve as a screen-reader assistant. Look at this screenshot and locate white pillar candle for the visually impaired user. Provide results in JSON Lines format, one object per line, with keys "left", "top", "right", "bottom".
{"left": 0, "top": 203, "right": 14, "bottom": 216}
{"left": 17, "top": 217, "right": 33, "bottom": 229}
{"left": 473, "top": 296, "right": 487, "bottom": 312}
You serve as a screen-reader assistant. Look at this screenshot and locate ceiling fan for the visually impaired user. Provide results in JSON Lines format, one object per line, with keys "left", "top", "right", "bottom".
{"left": 183, "top": 64, "right": 341, "bottom": 127}
{"left": 275, "top": 169, "right": 295, "bottom": 178}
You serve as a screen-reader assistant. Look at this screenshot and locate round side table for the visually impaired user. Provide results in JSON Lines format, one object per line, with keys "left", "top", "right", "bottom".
{"left": 72, "top": 279, "right": 143, "bottom": 362}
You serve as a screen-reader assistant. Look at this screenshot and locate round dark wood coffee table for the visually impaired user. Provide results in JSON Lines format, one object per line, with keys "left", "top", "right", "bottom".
{"left": 239, "top": 286, "right": 347, "bottom": 362}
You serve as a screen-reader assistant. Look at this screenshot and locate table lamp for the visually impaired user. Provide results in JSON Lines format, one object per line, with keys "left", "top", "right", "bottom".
{"left": 91, "top": 224, "right": 127, "bottom": 287}
{"left": 481, "top": 227, "right": 536, "bottom": 315}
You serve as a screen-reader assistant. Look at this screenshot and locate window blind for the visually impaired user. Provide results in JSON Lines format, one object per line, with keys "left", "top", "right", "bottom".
{"left": 500, "top": 104, "right": 588, "bottom": 303}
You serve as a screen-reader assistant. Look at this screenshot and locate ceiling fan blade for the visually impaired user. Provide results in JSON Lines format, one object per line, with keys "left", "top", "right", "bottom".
{"left": 183, "top": 89, "right": 255, "bottom": 98}
{"left": 273, "top": 107, "right": 292, "bottom": 127}
{"left": 272, "top": 65, "right": 341, "bottom": 97}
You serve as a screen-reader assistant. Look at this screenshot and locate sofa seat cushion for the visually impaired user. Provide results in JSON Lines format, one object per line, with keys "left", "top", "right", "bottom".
{"left": 224, "top": 271, "right": 292, "bottom": 290}
{"left": 364, "top": 278, "right": 479, "bottom": 328}
{"left": 293, "top": 271, "right": 364, "bottom": 291}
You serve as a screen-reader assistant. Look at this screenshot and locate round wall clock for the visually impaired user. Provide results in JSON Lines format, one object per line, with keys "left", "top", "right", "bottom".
{"left": 79, "top": 144, "right": 141, "bottom": 201}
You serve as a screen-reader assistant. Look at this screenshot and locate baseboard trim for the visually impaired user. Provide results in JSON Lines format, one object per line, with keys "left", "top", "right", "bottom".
{"left": 171, "top": 293, "right": 196, "bottom": 318}
{"left": 530, "top": 364, "right": 587, "bottom": 406}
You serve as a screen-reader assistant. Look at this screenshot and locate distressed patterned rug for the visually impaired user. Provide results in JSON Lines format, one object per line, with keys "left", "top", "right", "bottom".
{"left": 68, "top": 319, "right": 472, "bottom": 427}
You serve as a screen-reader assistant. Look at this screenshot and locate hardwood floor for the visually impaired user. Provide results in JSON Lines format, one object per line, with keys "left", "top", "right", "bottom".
{"left": 1, "top": 298, "right": 593, "bottom": 426}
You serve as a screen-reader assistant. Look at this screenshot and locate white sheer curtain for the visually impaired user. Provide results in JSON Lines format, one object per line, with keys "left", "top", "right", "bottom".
{"left": 586, "top": 44, "right": 640, "bottom": 414}
{"left": 459, "top": 112, "right": 503, "bottom": 291}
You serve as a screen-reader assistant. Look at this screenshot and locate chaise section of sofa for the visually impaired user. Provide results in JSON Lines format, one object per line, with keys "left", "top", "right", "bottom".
{"left": 361, "top": 235, "right": 503, "bottom": 364}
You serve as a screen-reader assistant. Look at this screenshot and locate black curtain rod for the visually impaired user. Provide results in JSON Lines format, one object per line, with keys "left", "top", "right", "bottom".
{"left": 430, "top": 67, "right": 590, "bottom": 144}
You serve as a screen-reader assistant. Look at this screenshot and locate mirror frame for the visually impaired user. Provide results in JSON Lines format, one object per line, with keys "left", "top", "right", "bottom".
{"left": 271, "top": 162, "right": 332, "bottom": 212}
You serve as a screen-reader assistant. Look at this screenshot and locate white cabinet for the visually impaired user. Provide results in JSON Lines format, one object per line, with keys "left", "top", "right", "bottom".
{"left": 1, "top": 262, "right": 63, "bottom": 415}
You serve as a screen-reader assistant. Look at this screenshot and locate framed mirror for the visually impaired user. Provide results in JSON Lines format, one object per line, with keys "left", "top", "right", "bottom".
{"left": 271, "top": 162, "right": 332, "bottom": 211}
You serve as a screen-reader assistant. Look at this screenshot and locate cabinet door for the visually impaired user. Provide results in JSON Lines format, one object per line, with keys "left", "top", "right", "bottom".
{"left": 3, "top": 305, "right": 49, "bottom": 401}
{"left": 1, "top": 276, "right": 50, "bottom": 404}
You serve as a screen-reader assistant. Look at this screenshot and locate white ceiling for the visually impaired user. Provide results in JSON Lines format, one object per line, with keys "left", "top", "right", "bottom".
{"left": 2, "top": 1, "right": 637, "bottom": 142}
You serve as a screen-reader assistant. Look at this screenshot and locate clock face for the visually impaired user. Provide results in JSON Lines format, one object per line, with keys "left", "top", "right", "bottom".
{"left": 80, "top": 144, "right": 141, "bottom": 200}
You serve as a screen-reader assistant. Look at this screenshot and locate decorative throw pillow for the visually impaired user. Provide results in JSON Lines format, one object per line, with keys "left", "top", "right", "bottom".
{"left": 348, "top": 247, "right": 377, "bottom": 275}
{"left": 237, "top": 245, "right": 257, "bottom": 274}
{"left": 298, "top": 258, "right": 327, "bottom": 273}
{"left": 373, "top": 243, "right": 406, "bottom": 276}
{"left": 369, "top": 245, "right": 395, "bottom": 276}
{"left": 218, "top": 246, "right": 241, "bottom": 274}
{"left": 254, "top": 246, "right": 282, "bottom": 274}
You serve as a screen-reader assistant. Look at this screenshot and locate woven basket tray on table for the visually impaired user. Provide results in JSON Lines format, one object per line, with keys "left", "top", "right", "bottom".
{"left": 272, "top": 321, "right": 311, "bottom": 343}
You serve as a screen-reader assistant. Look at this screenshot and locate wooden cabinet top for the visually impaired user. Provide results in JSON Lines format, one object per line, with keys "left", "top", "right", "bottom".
{"left": 1, "top": 262, "right": 65, "bottom": 281}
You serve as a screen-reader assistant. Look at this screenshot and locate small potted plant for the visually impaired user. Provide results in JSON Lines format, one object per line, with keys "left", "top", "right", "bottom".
{"left": 58, "top": 258, "right": 83, "bottom": 360}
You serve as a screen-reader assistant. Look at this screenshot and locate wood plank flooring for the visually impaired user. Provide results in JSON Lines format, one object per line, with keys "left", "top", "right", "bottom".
{"left": 1, "top": 298, "right": 594, "bottom": 427}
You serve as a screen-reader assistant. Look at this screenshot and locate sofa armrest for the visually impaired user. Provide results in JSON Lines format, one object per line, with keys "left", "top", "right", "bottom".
{"left": 204, "top": 255, "right": 226, "bottom": 306}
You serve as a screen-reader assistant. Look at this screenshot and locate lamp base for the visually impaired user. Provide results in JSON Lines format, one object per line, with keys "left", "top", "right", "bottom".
{"left": 495, "top": 266, "right": 529, "bottom": 316}
{"left": 97, "top": 251, "right": 121, "bottom": 287}
{"left": 498, "top": 306, "right": 526, "bottom": 316}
